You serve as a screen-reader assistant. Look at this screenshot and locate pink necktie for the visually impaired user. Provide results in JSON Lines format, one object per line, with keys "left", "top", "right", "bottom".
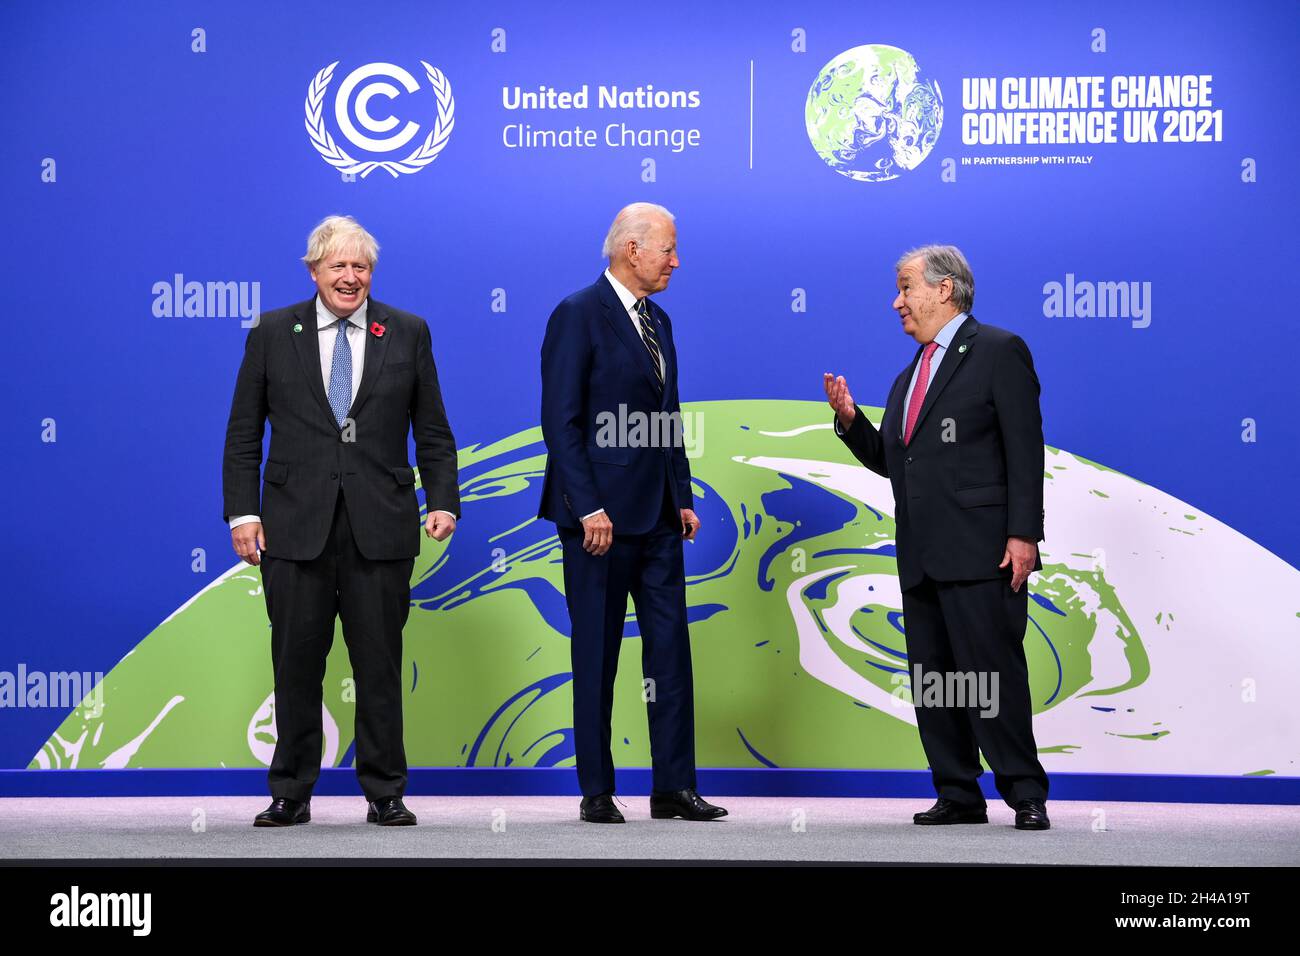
{"left": 903, "top": 341, "right": 939, "bottom": 445}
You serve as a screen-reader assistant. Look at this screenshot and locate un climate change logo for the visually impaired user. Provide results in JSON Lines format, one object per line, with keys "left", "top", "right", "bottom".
{"left": 305, "top": 60, "right": 455, "bottom": 178}
{"left": 805, "top": 44, "right": 942, "bottom": 182}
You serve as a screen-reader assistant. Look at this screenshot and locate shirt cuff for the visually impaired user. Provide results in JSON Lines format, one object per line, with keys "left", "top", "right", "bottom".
{"left": 229, "top": 514, "right": 260, "bottom": 530}
{"left": 430, "top": 510, "right": 457, "bottom": 520}
{"left": 580, "top": 508, "right": 605, "bottom": 521}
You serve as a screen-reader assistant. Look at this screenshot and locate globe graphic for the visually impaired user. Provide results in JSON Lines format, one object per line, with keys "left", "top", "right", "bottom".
{"left": 32, "top": 401, "right": 1300, "bottom": 778}
{"left": 806, "top": 44, "right": 943, "bottom": 182}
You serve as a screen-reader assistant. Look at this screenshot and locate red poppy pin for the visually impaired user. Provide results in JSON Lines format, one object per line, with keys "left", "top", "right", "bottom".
{"left": 370, "top": 321, "right": 386, "bottom": 338}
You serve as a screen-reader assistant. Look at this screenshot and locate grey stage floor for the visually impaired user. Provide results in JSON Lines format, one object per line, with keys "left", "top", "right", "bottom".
{"left": 2, "top": 797, "right": 1297, "bottom": 865}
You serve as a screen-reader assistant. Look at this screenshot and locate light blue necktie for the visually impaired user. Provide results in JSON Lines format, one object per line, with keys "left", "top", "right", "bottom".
{"left": 327, "top": 318, "right": 352, "bottom": 427}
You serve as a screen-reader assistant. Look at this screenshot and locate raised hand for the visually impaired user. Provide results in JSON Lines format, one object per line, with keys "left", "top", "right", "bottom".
{"left": 823, "top": 372, "right": 857, "bottom": 429}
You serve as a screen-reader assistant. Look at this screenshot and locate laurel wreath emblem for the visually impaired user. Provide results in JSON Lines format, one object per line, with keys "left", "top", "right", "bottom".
{"left": 304, "top": 60, "right": 455, "bottom": 178}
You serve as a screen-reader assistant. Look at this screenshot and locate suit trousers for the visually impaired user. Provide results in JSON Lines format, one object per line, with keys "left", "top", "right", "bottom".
{"left": 259, "top": 490, "right": 414, "bottom": 802}
{"left": 558, "top": 494, "right": 697, "bottom": 797}
{"left": 901, "top": 574, "right": 1049, "bottom": 808}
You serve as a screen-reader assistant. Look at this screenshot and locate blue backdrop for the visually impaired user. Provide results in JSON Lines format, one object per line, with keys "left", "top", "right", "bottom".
{"left": 3, "top": 0, "right": 1297, "bottom": 774}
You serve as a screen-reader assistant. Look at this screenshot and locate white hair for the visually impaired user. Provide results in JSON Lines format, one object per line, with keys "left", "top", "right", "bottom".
{"left": 896, "top": 244, "right": 974, "bottom": 313}
{"left": 601, "top": 202, "right": 675, "bottom": 260}
{"left": 302, "top": 215, "right": 380, "bottom": 269}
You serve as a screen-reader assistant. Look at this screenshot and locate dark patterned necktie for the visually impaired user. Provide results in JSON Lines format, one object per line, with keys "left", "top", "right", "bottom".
{"left": 634, "top": 298, "right": 664, "bottom": 391}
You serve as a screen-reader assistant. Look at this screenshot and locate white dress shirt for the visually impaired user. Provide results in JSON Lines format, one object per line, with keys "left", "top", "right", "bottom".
{"left": 604, "top": 268, "right": 665, "bottom": 381}
{"left": 317, "top": 296, "right": 368, "bottom": 408}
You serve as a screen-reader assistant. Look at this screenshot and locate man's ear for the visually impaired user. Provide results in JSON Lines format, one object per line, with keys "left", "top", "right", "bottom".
{"left": 939, "top": 276, "right": 953, "bottom": 303}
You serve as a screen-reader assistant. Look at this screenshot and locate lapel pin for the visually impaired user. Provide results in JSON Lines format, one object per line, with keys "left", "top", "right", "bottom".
{"left": 370, "top": 321, "right": 386, "bottom": 338}
{"left": 958, "top": 343, "right": 968, "bottom": 353}
{"left": 292, "top": 323, "right": 303, "bottom": 333}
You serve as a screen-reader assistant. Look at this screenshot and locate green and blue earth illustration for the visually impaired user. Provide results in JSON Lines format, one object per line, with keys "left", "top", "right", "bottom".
{"left": 47, "top": 398, "right": 1293, "bottom": 776}
{"left": 806, "top": 44, "right": 943, "bottom": 182}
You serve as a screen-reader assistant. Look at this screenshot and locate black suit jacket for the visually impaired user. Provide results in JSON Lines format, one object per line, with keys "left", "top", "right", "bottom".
{"left": 222, "top": 297, "right": 460, "bottom": 561}
{"left": 837, "top": 315, "right": 1044, "bottom": 590}
{"left": 538, "top": 273, "right": 692, "bottom": 534}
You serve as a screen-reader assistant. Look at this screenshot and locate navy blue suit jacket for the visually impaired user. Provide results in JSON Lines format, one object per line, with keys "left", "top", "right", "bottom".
{"left": 538, "top": 273, "right": 692, "bottom": 534}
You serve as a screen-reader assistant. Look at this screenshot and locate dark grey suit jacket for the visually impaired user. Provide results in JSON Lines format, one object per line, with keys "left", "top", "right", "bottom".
{"left": 222, "top": 297, "right": 459, "bottom": 561}
{"left": 837, "top": 315, "right": 1045, "bottom": 590}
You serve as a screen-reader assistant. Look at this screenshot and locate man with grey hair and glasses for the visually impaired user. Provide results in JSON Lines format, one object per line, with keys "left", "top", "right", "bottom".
{"left": 538, "top": 202, "right": 725, "bottom": 824}
{"left": 824, "top": 244, "right": 1051, "bottom": 830}
{"left": 223, "top": 215, "right": 460, "bottom": 827}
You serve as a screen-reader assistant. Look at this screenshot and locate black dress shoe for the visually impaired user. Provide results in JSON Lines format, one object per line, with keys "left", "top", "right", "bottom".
{"left": 913, "top": 798, "right": 988, "bottom": 825}
{"left": 650, "top": 788, "right": 728, "bottom": 821}
{"left": 253, "top": 797, "right": 310, "bottom": 827}
{"left": 1014, "top": 799, "right": 1051, "bottom": 830}
{"left": 579, "top": 793, "right": 625, "bottom": 824}
{"left": 367, "top": 796, "right": 417, "bottom": 826}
